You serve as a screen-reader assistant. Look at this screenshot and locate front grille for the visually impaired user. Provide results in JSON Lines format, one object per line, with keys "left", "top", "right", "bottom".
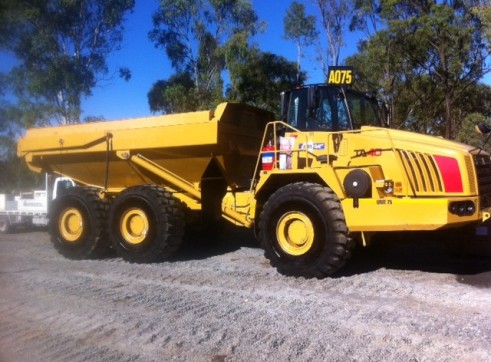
{"left": 474, "top": 154, "right": 491, "bottom": 208}
{"left": 396, "top": 149, "right": 443, "bottom": 194}
{"left": 397, "top": 150, "right": 491, "bottom": 208}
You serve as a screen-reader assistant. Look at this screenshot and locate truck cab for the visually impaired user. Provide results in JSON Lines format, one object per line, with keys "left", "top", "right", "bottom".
{"left": 253, "top": 69, "right": 491, "bottom": 275}
{"left": 281, "top": 82, "right": 385, "bottom": 132}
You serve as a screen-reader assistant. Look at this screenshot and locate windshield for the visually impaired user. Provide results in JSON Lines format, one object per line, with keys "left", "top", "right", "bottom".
{"left": 345, "top": 90, "right": 383, "bottom": 129}
{"left": 282, "top": 86, "right": 384, "bottom": 131}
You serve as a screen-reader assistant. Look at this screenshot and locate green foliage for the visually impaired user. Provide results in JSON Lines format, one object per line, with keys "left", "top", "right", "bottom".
{"left": 148, "top": 73, "right": 198, "bottom": 113}
{"left": 0, "top": 158, "right": 42, "bottom": 192}
{"left": 455, "top": 113, "right": 491, "bottom": 153}
{"left": 350, "top": 0, "right": 381, "bottom": 36}
{"left": 0, "top": 0, "right": 135, "bottom": 125}
{"left": 149, "top": 0, "right": 203, "bottom": 73}
{"left": 387, "top": 0, "right": 488, "bottom": 137}
{"left": 149, "top": 0, "right": 263, "bottom": 113}
{"left": 0, "top": 93, "right": 44, "bottom": 191}
{"left": 0, "top": 0, "right": 134, "bottom": 188}
{"left": 346, "top": 30, "right": 401, "bottom": 126}
{"left": 347, "top": 0, "right": 490, "bottom": 139}
{"left": 227, "top": 51, "right": 306, "bottom": 116}
{"left": 473, "top": 3, "right": 491, "bottom": 48}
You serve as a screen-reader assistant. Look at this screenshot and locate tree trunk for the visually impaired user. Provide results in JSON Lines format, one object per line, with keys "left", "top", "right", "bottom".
{"left": 444, "top": 92, "right": 453, "bottom": 139}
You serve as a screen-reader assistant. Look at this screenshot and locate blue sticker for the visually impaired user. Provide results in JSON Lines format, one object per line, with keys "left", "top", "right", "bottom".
{"left": 299, "top": 143, "right": 326, "bottom": 151}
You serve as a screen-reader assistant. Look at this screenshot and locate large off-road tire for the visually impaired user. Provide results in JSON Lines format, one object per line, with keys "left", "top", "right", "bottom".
{"left": 258, "top": 182, "right": 352, "bottom": 278}
{"left": 109, "top": 185, "right": 185, "bottom": 263}
{"left": 49, "top": 187, "right": 109, "bottom": 259}
{"left": 0, "top": 216, "right": 12, "bottom": 234}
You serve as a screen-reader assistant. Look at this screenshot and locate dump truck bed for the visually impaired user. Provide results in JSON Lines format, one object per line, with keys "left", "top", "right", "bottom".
{"left": 18, "top": 102, "right": 274, "bottom": 191}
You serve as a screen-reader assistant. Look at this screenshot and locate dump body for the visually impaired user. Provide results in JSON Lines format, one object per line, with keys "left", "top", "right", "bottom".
{"left": 18, "top": 102, "right": 273, "bottom": 193}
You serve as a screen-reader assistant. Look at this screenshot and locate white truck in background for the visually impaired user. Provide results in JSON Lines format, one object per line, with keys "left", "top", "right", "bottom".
{"left": 0, "top": 175, "right": 75, "bottom": 233}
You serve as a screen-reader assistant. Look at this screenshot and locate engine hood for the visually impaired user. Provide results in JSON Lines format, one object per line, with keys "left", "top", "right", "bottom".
{"left": 360, "top": 126, "right": 485, "bottom": 156}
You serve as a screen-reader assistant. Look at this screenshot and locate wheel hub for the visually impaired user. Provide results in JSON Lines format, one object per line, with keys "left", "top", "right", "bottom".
{"left": 276, "top": 211, "right": 314, "bottom": 256}
{"left": 59, "top": 207, "right": 84, "bottom": 242}
{"left": 120, "top": 207, "right": 149, "bottom": 245}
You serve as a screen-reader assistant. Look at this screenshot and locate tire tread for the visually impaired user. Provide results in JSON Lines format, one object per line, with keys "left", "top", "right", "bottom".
{"left": 109, "top": 185, "right": 185, "bottom": 262}
{"left": 49, "top": 187, "right": 109, "bottom": 259}
{"left": 259, "top": 182, "right": 353, "bottom": 278}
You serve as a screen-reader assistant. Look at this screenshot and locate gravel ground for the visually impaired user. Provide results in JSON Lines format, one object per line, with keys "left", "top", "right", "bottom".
{"left": 0, "top": 227, "right": 490, "bottom": 362}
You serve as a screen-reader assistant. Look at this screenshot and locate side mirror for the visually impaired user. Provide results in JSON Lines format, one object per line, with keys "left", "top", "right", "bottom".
{"left": 475, "top": 124, "right": 491, "bottom": 135}
{"left": 474, "top": 124, "right": 491, "bottom": 156}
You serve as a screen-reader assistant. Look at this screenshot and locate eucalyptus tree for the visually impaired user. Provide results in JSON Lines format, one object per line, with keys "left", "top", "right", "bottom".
{"left": 227, "top": 50, "right": 306, "bottom": 116}
{"left": 473, "top": 2, "right": 491, "bottom": 47}
{"left": 283, "top": 1, "right": 318, "bottom": 82}
{"left": 149, "top": 0, "right": 262, "bottom": 112}
{"left": 349, "top": 0, "right": 381, "bottom": 37}
{"left": 0, "top": 0, "right": 135, "bottom": 125}
{"left": 380, "top": 0, "right": 490, "bottom": 138}
{"left": 348, "top": 0, "right": 490, "bottom": 138}
{"left": 315, "top": 0, "right": 352, "bottom": 70}
{"left": 147, "top": 72, "right": 196, "bottom": 114}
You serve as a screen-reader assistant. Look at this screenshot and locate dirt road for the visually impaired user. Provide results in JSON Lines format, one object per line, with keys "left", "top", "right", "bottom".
{"left": 1, "top": 228, "right": 490, "bottom": 361}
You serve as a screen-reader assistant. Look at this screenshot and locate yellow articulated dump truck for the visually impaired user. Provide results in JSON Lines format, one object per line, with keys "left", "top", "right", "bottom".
{"left": 17, "top": 72, "right": 491, "bottom": 278}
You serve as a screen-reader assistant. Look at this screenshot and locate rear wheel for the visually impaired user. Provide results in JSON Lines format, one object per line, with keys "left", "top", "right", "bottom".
{"left": 258, "top": 182, "right": 352, "bottom": 278}
{"left": 49, "top": 187, "right": 109, "bottom": 259}
{"left": 109, "top": 185, "right": 185, "bottom": 263}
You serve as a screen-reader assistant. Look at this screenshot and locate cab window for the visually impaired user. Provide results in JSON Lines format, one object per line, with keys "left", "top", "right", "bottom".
{"left": 347, "top": 92, "right": 382, "bottom": 128}
{"left": 308, "top": 88, "right": 350, "bottom": 131}
{"left": 284, "top": 88, "right": 309, "bottom": 129}
{"left": 282, "top": 86, "right": 384, "bottom": 131}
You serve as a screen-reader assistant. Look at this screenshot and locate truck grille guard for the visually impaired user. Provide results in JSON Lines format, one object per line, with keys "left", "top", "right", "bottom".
{"left": 396, "top": 149, "right": 444, "bottom": 194}
{"left": 397, "top": 149, "right": 491, "bottom": 209}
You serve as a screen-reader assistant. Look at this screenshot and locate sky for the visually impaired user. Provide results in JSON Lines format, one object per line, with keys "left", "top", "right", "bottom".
{"left": 1, "top": 0, "right": 490, "bottom": 122}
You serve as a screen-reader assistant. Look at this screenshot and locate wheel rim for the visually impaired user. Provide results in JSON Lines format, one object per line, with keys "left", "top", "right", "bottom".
{"left": 120, "top": 207, "right": 149, "bottom": 245}
{"left": 276, "top": 211, "right": 314, "bottom": 256}
{"left": 59, "top": 207, "right": 84, "bottom": 242}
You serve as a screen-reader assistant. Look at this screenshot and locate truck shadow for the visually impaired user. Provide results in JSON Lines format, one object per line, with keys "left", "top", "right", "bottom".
{"left": 170, "top": 224, "right": 259, "bottom": 262}
{"left": 173, "top": 227, "right": 491, "bottom": 288}
{"left": 336, "top": 231, "right": 491, "bottom": 288}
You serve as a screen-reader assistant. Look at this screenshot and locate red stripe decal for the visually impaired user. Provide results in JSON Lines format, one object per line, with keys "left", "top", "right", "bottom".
{"left": 434, "top": 155, "right": 463, "bottom": 193}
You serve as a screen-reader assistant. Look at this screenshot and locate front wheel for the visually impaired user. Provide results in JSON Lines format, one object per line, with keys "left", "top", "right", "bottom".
{"left": 109, "top": 185, "right": 185, "bottom": 263}
{"left": 258, "top": 182, "right": 352, "bottom": 278}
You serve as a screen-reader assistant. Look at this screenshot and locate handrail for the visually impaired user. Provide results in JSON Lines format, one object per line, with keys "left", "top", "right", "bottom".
{"left": 249, "top": 121, "right": 315, "bottom": 192}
